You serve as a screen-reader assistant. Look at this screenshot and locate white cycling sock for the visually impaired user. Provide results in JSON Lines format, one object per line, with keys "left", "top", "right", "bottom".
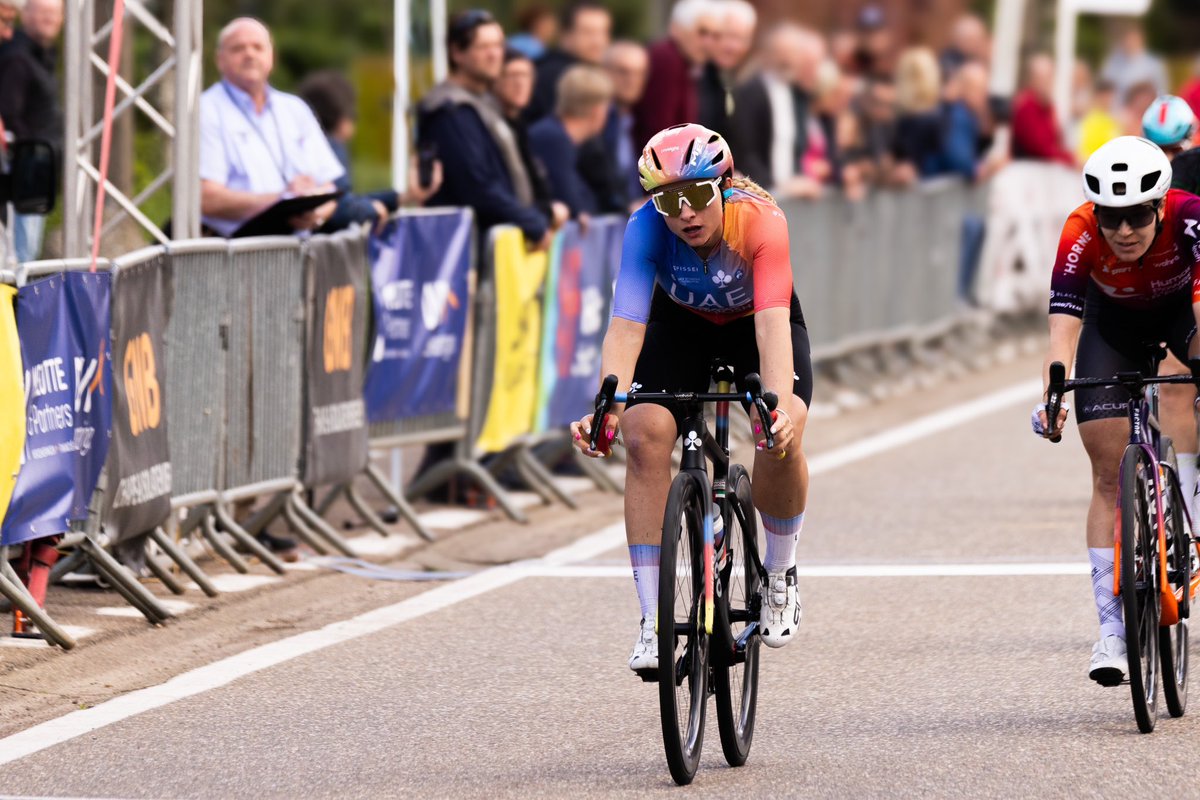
{"left": 629, "top": 545, "right": 660, "bottom": 620}
{"left": 762, "top": 511, "right": 804, "bottom": 572}
{"left": 1089, "top": 547, "right": 1124, "bottom": 639}
{"left": 1177, "top": 453, "right": 1198, "bottom": 522}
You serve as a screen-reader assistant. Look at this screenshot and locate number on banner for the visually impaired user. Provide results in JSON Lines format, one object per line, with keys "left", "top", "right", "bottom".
{"left": 323, "top": 285, "right": 355, "bottom": 374}
{"left": 123, "top": 332, "right": 160, "bottom": 436}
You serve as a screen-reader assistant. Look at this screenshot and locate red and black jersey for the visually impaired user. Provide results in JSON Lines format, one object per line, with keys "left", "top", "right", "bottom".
{"left": 1049, "top": 188, "right": 1200, "bottom": 317}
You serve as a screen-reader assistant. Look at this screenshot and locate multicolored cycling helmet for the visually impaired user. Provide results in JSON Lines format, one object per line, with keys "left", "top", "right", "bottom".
{"left": 638, "top": 123, "right": 734, "bottom": 192}
{"left": 1082, "top": 136, "right": 1172, "bottom": 207}
{"left": 1142, "top": 95, "right": 1197, "bottom": 147}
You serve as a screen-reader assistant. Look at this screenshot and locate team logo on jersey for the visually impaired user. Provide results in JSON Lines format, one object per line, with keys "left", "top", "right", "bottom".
{"left": 1186, "top": 219, "right": 1199, "bottom": 239}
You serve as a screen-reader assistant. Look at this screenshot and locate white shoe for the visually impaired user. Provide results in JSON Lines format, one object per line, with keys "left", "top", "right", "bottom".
{"left": 760, "top": 567, "right": 802, "bottom": 648}
{"left": 1089, "top": 635, "right": 1128, "bottom": 687}
{"left": 629, "top": 617, "right": 658, "bottom": 672}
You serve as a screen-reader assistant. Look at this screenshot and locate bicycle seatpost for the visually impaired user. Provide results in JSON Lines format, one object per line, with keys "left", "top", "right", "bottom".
{"left": 1046, "top": 361, "right": 1066, "bottom": 444}
{"left": 590, "top": 374, "right": 619, "bottom": 452}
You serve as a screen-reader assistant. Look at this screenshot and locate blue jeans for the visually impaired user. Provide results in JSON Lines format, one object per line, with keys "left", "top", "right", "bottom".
{"left": 13, "top": 213, "right": 46, "bottom": 263}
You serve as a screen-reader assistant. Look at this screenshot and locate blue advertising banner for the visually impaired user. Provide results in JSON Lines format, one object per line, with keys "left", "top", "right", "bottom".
{"left": 364, "top": 210, "right": 473, "bottom": 423}
{"left": 2, "top": 271, "right": 113, "bottom": 546}
{"left": 536, "top": 217, "right": 620, "bottom": 431}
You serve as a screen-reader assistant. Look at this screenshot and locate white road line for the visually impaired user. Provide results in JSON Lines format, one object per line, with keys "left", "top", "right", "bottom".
{"left": 522, "top": 563, "right": 1090, "bottom": 579}
{"left": 806, "top": 380, "right": 1042, "bottom": 476}
{"left": 0, "top": 379, "right": 1039, "bottom": 764}
{"left": 0, "top": 522, "right": 624, "bottom": 767}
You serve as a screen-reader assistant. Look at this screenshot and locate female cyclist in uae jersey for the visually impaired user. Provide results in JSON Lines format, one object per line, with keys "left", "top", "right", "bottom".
{"left": 569, "top": 123, "right": 813, "bottom": 673}
{"left": 1035, "top": 136, "right": 1200, "bottom": 686}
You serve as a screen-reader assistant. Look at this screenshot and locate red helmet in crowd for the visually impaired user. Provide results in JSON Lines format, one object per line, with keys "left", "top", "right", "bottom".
{"left": 638, "top": 123, "right": 735, "bottom": 192}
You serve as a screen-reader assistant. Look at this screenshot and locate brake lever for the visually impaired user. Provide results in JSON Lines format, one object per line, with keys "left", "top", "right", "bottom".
{"left": 742, "top": 373, "right": 779, "bottom": 451}
{"left": 589, "top": 374, "right": 618, "bottom": 452}
{"left": 1046, "top": 361, "right": 1065, "bottom": 444}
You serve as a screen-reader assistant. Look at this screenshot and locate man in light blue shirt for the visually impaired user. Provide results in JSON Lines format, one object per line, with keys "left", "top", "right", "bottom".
{"left": 199, "top": 17, "right": 343, "bottom": 237}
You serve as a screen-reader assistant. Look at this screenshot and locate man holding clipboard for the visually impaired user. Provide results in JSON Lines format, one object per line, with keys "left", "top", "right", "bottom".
{"left": 199, "top": 17, "right": 343, "bottom": 238}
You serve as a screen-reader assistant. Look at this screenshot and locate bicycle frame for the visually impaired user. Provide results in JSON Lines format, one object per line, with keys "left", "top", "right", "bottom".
{"left": 594, "top": 367, "right": 777, "bottom": 637}
{"left": 1047, "top": 364, "right": 1200, "bottom": 622}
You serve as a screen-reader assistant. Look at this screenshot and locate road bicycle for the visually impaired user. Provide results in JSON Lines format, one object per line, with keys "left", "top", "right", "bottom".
{"left": 590, "top": 363, "right": 778, "bottom": 784}
{"left": 1046, "top": 356, "right": 1200, "bottom": 733}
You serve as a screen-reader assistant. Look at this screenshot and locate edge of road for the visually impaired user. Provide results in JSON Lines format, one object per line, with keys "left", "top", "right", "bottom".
{"left": 0, "top": 352, "right": 1053, "bottom": 765}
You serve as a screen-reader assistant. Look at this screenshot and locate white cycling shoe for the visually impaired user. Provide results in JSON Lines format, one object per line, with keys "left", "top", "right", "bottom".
{"left": 1089, "top": 635, "right": 1128, "bottom": 687}
{"left": 629, "top": 617, "right": 658, "bottom": 673}
{"left": 760, "top": 567, "right": 802, "bottom": 648}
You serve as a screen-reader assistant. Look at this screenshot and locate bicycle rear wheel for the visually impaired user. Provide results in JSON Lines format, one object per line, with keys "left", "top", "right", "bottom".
{"left": 1120, "top": 445, "right": 1161, "bottom": 733}
{"left": 658, "top": 472, "right": 709, "bottom": 785}
{"left": 1160, "top": 444, "right": 1189, "bottom": 718}
{"left": 714, "top": 465, "right": 761, "bottom": 767}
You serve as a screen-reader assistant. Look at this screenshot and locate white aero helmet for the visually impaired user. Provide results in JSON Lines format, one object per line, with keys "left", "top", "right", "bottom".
{"left": 1082, "top": 136, "right": 1172, "bottom": 207}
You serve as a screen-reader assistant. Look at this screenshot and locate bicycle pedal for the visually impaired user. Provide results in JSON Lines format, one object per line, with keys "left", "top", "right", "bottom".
{"left": 634, "top": 668, "right": 658, "bottom": 683}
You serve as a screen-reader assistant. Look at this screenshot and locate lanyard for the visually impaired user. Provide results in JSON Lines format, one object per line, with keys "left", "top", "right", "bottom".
{"left": 221, "top": 80, "right": 292, "bottom": 184}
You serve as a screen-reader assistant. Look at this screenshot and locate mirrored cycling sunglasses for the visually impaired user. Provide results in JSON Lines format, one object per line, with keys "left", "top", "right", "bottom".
{"left": 1095, "top": 202, "right": 1159, "bottom": 231}
{"left": 651, "top": 180, "right": 721, "bottom": 218}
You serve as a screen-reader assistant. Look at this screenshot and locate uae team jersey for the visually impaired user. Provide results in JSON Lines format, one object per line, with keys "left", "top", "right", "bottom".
{"left": 1049, "top": 188, "right": 1200, "bottom": 316}
{"left": 611, "top": 188, "right": 794, "bottom": 325}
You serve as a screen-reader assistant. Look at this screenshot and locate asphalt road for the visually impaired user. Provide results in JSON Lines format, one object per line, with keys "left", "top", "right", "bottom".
{"left": 3, "top": 352, "right": 1199, "bottom": 799}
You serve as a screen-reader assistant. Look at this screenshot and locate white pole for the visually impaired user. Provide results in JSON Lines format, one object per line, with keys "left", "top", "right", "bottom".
{"left": 989, "top": 0, "right": 1029, "bottom": 158}
{"left": 431, "top": 0, "right": 447, "bottom": 84}
{"left": 393, "top": 0, "right": 411, "bottom": 191}
{"left": 1054, "top": 0, "right": 1077, "bottom": 137}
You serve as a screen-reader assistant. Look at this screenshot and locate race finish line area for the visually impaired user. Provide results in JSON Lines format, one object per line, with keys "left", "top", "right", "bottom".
{"left": 4, "top": 365, "right": 1200, "bottom": 798}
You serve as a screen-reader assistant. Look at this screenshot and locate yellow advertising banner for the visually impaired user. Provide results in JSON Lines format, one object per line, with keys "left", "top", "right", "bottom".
{"left": 0, "top": 286, "right": 25, "bottom": 524}
{"left": 476, "top": 227, "right": 549, "bottom": 454}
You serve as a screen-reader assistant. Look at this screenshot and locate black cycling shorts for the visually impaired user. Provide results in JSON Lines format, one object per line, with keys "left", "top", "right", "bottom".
{"left": 1074, "top": 283, "right": 1197, "bottom": 424}
{"left": 626, "top": 287, "right": 814, "bottom": 433}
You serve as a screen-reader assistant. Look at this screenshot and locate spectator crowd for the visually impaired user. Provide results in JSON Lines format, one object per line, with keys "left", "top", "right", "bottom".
{"left": 414, "top": 0, "right": 1018, "bottom": 249}
{"left": 2, "top": 0, "right": 1200, "bottom": 257}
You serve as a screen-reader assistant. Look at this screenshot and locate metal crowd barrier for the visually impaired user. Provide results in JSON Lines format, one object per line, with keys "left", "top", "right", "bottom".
{"left": 784, "top": 177, "right": 982, "bottom": 363}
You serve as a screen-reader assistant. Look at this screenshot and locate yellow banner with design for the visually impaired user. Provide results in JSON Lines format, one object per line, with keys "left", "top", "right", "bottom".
{"left": 0, "top": 286, "right": 25, "bottom": 524}
{"left": 476, "top": 227, "right": 549, "bottom": 454}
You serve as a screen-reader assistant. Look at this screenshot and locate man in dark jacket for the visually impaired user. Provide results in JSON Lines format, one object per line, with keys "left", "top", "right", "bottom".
{"left": 698, "top": 0, "right": 755, "bottom": 139}
{"left": 418, "top": 9, "right": 550, "bottom": 248}
{"left": 0, "top": 0, "right": 63, "bottom": 262}
{"left": 526, "top": 0, "right": 611, "bottom": 123}
{"left": 528, "top": 65, "right": 613, "bottom": 218}
{"left": 633, "top": 0, "right": 708, "bottom": 151}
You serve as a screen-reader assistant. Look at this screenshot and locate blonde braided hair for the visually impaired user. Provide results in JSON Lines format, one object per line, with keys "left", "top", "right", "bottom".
{"left": 728, "top": 176, "right": 778, "bottom": 206}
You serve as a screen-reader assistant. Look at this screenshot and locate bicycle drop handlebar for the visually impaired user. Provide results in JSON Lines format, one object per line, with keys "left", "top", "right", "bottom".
{"left": 1044, "top": 358, "right": 1200, "bottom": 444}
{"left": 588, "top": 373, "right": 780, "bottom": 453}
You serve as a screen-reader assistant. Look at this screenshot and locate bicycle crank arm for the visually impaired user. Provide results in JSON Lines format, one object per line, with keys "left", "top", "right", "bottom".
{"left": 733, "top": 622, "right": 760, "bottom": 660}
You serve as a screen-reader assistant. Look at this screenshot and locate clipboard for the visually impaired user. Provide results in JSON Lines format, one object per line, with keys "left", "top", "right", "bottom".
{"left": 230, "top": 191, "right": 342, "bottom": 238}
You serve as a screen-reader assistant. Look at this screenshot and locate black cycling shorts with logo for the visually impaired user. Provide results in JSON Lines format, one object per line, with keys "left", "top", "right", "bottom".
{"left": 626, "top": 287, "right": 814, "bottom": 434}
{"left": 1074, "top": 283, "right": 1197, "bottom": 424}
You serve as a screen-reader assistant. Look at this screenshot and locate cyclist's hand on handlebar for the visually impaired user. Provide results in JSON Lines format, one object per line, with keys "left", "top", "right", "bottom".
{"left": 1031, "top": 402, "right": 1070, "bottom": 439}
{"left": 571, "top": 413, "right": 620, "bottom": 458}
{"left": 755, "top": 406, "right": 796, "bottom": 457}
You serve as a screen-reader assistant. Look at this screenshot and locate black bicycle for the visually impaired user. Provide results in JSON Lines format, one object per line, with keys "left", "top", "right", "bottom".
{"left": 590, "top": 363, "right": 777, "bottom": 784}
{"left": 1046, "top": 356, "right": 1200, "bottom": 733}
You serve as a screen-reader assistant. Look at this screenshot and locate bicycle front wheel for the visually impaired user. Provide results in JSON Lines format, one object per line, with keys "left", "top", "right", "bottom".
{"left": 1120, "top": 445, "right": 1161, "bottom": 733}
{"left": 713, "top": 464, "right": 761, "bottom": 767}
{"left": 1160, "top": 443, "right": 1189, "bottom": 718}
{"left": 658, "top": 471, "right": 709, "bottom": 785}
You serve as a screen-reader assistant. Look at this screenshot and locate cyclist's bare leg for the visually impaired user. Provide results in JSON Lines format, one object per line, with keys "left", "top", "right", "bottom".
{"left": 621, "top": 403, "right": 679, "bottom": 546}
{"left": 751, "top": 395, "right": 809, "bottom": 518}
{"left": 1158, "top": 351, "right": 1198, "bottom": 455}
{"left": 1079, "top": 417, "right": 1128, "bottom": 548}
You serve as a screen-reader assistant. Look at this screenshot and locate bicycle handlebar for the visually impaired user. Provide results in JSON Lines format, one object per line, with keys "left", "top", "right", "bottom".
{"left": 588, "top": 373, "right": 780, "bottom": 453}
{"left": 1044, "top": 358, "right": 1200, "bottom": 444}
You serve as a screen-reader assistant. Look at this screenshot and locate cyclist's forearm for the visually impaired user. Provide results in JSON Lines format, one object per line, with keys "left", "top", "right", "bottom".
{"left": 1044, "top": 313, "right": 1082, "bottom": 392}
{"left": 600, "top": 317, "right": 647, "bottom": 412}
{"left": 753, "top": 307, "right": 795, "bottom": 404}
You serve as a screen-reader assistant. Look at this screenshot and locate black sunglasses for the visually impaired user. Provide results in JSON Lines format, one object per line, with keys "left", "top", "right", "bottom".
{"left": 1095, "top": 203, "right": 1159, "bottom": 231}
